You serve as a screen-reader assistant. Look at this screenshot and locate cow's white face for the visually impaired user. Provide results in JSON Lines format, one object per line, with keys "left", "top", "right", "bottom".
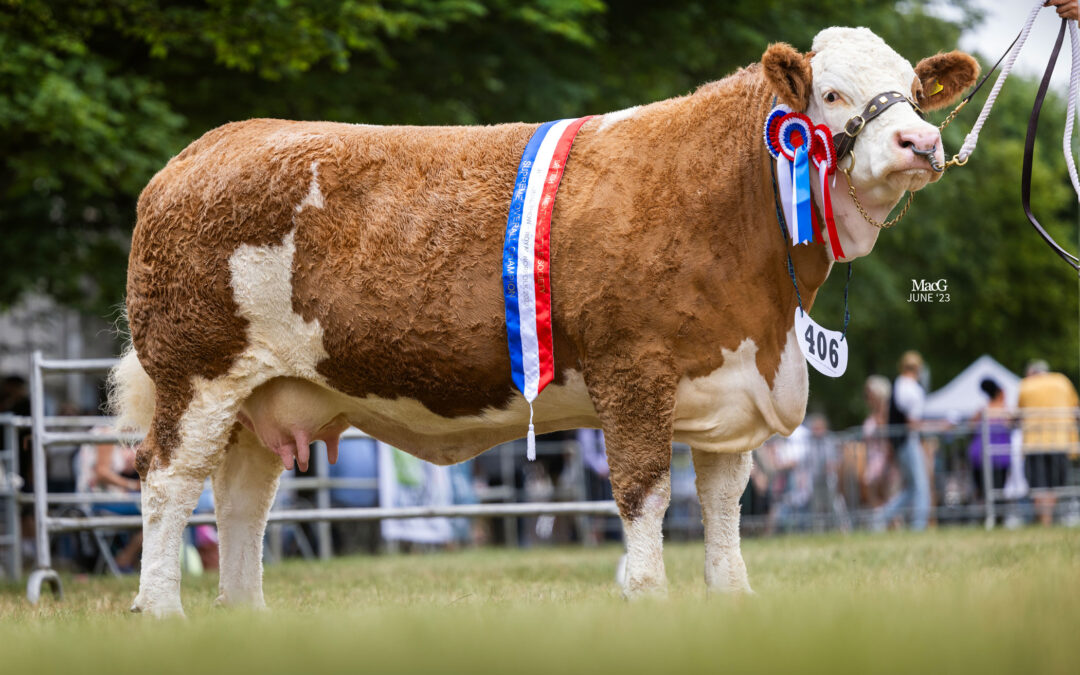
{"left": 763, "top": 27, "right": 978, "bottom": 261}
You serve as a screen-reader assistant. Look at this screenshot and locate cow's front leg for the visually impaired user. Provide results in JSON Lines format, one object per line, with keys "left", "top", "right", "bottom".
{"left": 212, "top": 425, "right": 283, "bottom": 609}
{"left": 691, "top": 448, "right": 753, "bottom": 594}
{"left": 586, "top": 361, "right": 676, "bottom": 598}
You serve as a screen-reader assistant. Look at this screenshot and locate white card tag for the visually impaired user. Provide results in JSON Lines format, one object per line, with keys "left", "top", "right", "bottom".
{"left": 794, "top": 308, "right": 848, "bottom": 377}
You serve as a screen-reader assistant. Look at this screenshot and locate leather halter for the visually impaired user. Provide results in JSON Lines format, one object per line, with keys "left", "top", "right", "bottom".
{"left": 833, "top": 91, "right": 925, "bottom": 164}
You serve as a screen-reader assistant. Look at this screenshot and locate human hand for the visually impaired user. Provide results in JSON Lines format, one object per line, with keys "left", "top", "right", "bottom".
{"left": 1046, "top": 0, "right": 1079, "bottom": 21}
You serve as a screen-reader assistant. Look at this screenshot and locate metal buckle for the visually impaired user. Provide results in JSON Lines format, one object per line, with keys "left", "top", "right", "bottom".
{"left": 845, "top": 115, "right": 866, "bottom": 137}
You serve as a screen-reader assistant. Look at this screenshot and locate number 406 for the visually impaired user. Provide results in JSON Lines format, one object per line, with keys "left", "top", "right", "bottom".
{"left": 804, "top": 325, "right": 840, "bottom": 368}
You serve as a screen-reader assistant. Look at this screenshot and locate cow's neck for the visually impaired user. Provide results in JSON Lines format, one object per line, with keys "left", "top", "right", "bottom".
{"left": 667, "top": 66, "right": 833, "bottom": 310}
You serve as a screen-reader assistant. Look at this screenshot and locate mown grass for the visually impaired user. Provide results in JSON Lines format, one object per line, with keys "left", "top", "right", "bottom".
{"left": 1, "top": 528, "right": 1078, "bottom": 674}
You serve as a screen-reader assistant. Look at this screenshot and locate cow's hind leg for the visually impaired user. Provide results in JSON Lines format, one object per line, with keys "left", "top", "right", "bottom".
{"left": 587, "top": 361, "right": 676, "bottom": 598}
{"left": 212, "top": 425, "right": 283, "bottom": 608}
{"left": 691, "top": 449, "right": 753, "bottom": 594}
{"left": 132, "top": 381, "right": 249, "bottom": 617}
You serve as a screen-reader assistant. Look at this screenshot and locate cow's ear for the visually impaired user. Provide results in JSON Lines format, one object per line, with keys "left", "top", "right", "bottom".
{"left": 762, "top": 42, "right": 813, "bottom": 111}
{"left": 914, "top": 51, "right": 979, "bottom": 111}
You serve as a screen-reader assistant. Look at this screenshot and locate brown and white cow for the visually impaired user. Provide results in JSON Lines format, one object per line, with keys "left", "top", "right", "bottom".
{"left": 111, "top": 27, "right": 977, "bottom": 616}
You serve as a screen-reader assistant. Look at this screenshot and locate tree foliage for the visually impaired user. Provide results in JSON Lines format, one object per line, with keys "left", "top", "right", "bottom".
{"left": 2, "top": 0, "right": 1077, "bottom": 424}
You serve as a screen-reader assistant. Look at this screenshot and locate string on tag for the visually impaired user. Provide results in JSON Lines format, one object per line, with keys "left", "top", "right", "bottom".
{"left": 767, "top": 121, "right": 853, "bottom": 341}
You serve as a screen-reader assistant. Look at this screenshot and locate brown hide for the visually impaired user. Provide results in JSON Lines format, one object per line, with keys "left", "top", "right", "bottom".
{"left": 127, "top": 64, "right": 831, "bottom": 512}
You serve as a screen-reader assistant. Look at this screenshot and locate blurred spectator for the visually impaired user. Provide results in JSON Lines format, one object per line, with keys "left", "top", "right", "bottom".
{"left": 1, "top": 375, "right": 33, "bottom": 560}
{"left": 876, "top": 351, "right": 930, "bottom": 531}
{"left": 1, "top": 375, "right": 29, "bottom": 413}
{"left": 805, "top": 413, "right": 847, "bottom": 531}
{"left": 968, "top": 378, "right": 1012, "bottom": 497}
{"left": 328, "top": 437, "right": 380, "bottom": 553}
{"left": 860, "top": 375, "right": 895, "bottom": 507}
{"left": 191, "top": 483, "right": 218, "bottom": 571}
{"left": 1018, "top": 359, "right": 1078, "bottom": 526}
{"left": 768, "top": 426, "right": 812, "bottom": 532}
{"left": 77, "top": 427, "right": 141, "bottom": 572}
{"left": 576, "top": 429, "right": 616, "bottom": 542}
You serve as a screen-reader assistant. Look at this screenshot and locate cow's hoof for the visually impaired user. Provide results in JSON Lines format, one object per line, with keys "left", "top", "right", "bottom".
{"left": 621, "top": 582, "right": 669, "bottom": 601}
{"left": 615, "top": 553, "right": 668, "bottom": 599}
{"left": 130, "top": 599, "right": 184, "bottom": 618}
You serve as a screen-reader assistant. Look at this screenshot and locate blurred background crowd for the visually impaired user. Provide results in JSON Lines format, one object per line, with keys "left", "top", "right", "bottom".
{"left": 4, "top": 346, "right": 1078, "bottom": 577}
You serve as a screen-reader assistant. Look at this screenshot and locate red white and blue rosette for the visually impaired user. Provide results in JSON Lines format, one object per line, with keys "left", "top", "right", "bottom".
{"left": 763, "top": 104, "right": 846, "bottom": 259}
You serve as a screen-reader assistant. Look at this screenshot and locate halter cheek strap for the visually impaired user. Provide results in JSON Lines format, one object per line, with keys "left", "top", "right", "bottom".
{"left": 833, "top": 91, "right": 925, "bottom": 163}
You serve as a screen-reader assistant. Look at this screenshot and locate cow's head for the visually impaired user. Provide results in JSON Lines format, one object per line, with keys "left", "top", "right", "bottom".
{"left": 762, "top": 27, "right": 979, "bottom": 260}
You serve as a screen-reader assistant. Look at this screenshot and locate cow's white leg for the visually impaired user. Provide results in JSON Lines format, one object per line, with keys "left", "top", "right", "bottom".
{"left": 132, "top": 379, "right": 250, "bottom": 618}
{"left": 691, "top": 448, "right": 753, "bottom": 594}
{"left": 133, "top": 463, "right": 213, "bottom": 617}
{"left": 619, "top": 471, "right": 671, "bottom": 597}
{"left": 212, "top": 426, "right": 283, "bottom": 608}
{"left": 585, "top": 359, "right": 676, "bottom": 599}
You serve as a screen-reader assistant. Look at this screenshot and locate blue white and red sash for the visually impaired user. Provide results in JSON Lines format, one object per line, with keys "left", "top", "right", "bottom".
{"left": 502, "top": 116, "right": 593, "bottom": 459}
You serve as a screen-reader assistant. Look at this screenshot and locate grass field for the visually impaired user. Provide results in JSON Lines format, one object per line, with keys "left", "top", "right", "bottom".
{"left": 1, "top": 527, "right": 1078, "bottom": 674}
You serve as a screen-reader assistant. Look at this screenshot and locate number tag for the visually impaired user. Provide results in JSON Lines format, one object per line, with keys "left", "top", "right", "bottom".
{"left": 794, "top": 308, "right": 848, "bottom": 378}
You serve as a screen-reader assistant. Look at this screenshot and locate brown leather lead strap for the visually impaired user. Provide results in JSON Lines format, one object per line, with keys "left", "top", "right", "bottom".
{"left": 1022, "top": 19, "right": 1080, "bottom": 271}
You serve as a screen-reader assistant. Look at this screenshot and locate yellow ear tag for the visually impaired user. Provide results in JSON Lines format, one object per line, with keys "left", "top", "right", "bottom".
{"left": 930, "top": 80, "right": 945, "bottom": 96}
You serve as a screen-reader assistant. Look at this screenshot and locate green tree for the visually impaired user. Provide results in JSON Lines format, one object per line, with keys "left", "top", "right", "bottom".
{"left": 8, "top": 0, "right": 1079, "bottom": 424}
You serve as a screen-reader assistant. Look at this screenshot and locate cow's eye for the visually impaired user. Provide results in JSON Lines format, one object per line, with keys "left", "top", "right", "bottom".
{"left": 824, "top": 91, "right": 840, "bottom": 104}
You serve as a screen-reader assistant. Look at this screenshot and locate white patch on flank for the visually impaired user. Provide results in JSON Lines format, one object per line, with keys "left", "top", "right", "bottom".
{"left": 598, "top": 106, "right": 640, "bottom": 130}
{"left": 134, "top": 229, "right": 327, "bottom": 617}
{"left": 619, "top": 475, "right": 670, "bottom": 598}
{"left": 673, "top": 329, "right": 807, "bottom": 452}
{"left": 295, "top": 161, "right": 325, "bottom": 212}
{"left": 692, "top": 449, "right": 753, "bottom": 593}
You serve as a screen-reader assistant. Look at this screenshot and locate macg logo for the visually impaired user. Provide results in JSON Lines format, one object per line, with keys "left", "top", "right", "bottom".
{"left": 911, "top": 279, "right": 948, "bottom": 292}
{"left": 908, "top": 278, "right": 949, "bottom": 303}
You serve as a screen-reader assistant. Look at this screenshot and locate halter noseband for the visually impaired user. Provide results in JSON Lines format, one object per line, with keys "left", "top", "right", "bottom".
{"left": 833, "top": 91, "right": 925, "bottom": 165}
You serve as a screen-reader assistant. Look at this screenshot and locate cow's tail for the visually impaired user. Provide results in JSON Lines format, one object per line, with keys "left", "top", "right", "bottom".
{"left": 108, "top": 347, "right": 156, "bottom": 434}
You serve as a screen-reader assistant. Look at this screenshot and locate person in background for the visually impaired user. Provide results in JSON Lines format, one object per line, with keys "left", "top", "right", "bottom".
{"left": 577, "top": 428, "right": 615, "bottom": 543}
{"left": 77, "top": 428, "right": 142, "bottom": 572}
{"left": 968, "top": 378, "right": 1012, "bottom": 499}
{"left": 1017, "top": 360, "right": 1078, "bottom": 526}
{"left": 805, "top": 413, "right": 846, "bottom": 531}
{"left": 768, "top": 426, "right": 812, "bottom": 533}
{"left": 860, "top": 375, "right": 895, "bottom": 508}
{"left": 876, "top": 351, "right": 930, "bottom": 531}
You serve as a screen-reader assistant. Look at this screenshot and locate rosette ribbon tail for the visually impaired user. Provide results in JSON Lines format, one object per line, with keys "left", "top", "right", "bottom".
{"left": 818, "top": 165, "right": 845, "bottom": 260}
{"left": 792, "top": 144, "right": 813, "bottom": 245}
{"left": 777, "top": 155, "right": 795, "bottom": 240}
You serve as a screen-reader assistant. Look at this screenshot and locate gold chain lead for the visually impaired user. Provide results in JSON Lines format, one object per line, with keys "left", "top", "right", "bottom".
{"left": 841, "top": 166, "right": 915, "bottom": 229}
